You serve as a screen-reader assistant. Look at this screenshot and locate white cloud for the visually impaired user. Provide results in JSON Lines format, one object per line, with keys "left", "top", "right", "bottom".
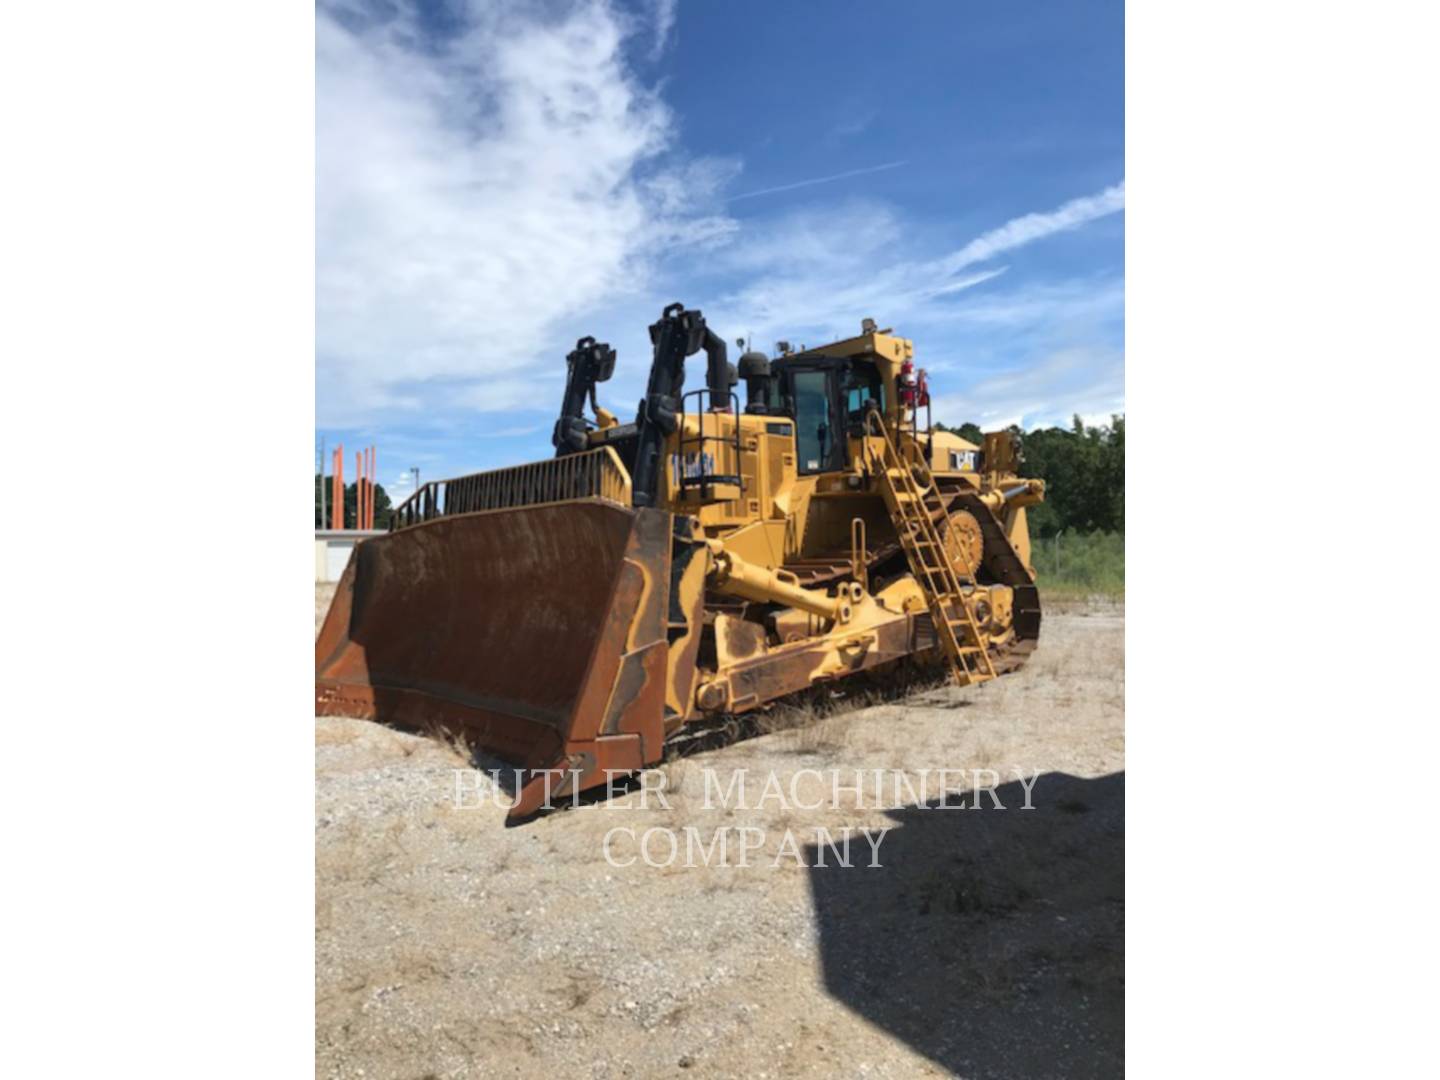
{"left": 917, "top": 267, "right": 1010, "bottom": 300}
{"left": 316, "top": 0, "right": 733, "bottom": 426}
{"left": 673, "top": 187, "right": 1126, "bottom": 435}
{"left": 697, "top": 184, "right": 1125, "bottom": 353}
{"left": 647, "top": 0, "right": 678, "bottom": 61}
{"left": 928, "top": 346, "right": 1125, "bottom": 432}
{"left": 727, "top": 160, "right": 908, "bottom": 202}
{"left": 921, "top": 276, "right": 1126, "bottom": 330}
{"left": 939, "top": 183, "right": 1125, "bottom": 275}
{"left": 832, "top": 107, "right": 879, "bottom": 139}
{"left": 316, "top": 1, "right": 1125, "bottom": 473}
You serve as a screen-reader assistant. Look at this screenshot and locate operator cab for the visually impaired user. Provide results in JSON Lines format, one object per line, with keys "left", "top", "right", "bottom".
{"left": 753, "top": 353, "right": 884, "bottom": 475}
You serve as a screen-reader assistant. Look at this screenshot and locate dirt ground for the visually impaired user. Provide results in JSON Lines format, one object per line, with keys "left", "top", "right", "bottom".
{"left": 315, "top": 584, "right": 1124, "bottom": 1079}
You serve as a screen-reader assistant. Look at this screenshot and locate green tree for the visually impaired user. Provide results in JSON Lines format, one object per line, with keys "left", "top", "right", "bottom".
{"left": 956, "top": 421, "right": 984, "bottom": 445}
{"left": 935, "top": 414, "right": 1124, "bottom": 536}
{"left": 932, "top": 420, "right": 985, "bottom": 445}
{"left": 315, "top": 475, "right": 393, "bottom": 530}
{"left": 1014, "top": 414, "right": 1124, "bottom": 536}
{"left": 927, "top": 417, "right": 984, "bottom": 443}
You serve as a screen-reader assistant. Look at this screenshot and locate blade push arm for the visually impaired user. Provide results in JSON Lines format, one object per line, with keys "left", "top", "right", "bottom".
{"left": 552, "top": 336, "right": 617, "bottom": 456}
{"left": 629, "top": 303, "right": 732, "bottom": 507}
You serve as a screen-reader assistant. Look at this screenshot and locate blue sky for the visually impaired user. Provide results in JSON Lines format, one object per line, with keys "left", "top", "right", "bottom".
{"left": 316, "top": 0, "right": 1123, "bottom": 498}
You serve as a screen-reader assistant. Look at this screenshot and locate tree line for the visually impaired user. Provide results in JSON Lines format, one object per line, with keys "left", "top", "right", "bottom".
{"left": 315, "top": 475, "right": 394, "bottom": 530}
{"left": 936, "top": 414, "right": 1124, "bottom": 537}
{"left": 313, "top": 413, "right": 1124, "bottom": 537}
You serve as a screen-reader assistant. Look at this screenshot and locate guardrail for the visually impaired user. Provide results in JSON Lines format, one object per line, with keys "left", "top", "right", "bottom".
{"left": 675, "top": 388, "right": 742, "bottom": 497}
{"left": 390, "top": 446, "right": 632, "bottom": 530}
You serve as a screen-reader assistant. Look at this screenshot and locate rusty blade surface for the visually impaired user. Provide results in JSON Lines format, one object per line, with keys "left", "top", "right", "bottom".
{"left": 316, "top": 500, "right": 674, "bottom": 820}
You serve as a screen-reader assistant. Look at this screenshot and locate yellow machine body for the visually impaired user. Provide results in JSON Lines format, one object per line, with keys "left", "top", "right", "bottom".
{"left": 316, "top": 315, "right": 1046, "bottom": 819}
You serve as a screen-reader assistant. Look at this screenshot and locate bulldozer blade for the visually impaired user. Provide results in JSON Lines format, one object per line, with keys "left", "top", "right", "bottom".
{"left": 315, "top": 500, "right": 674, "bottom": 821}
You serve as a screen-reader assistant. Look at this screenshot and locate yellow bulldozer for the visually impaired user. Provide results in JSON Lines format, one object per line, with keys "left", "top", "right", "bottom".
{"left": 316, "top": 304, "right": 1045, "bottom": 820}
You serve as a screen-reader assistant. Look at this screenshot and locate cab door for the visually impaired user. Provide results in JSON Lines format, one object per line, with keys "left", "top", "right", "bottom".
{"left": 788, "top": 367, "right": 845, "bottom": 475}
{"left": 783, "top": 359, "right": 883, "bottom": 475}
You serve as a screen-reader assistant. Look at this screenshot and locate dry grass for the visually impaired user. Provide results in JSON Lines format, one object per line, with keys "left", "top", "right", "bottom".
{"left": 426, "top": 723, "right": 483, "bottom": 768}
{"left": 790, "top": 718, "right": 846, "bottom": 757}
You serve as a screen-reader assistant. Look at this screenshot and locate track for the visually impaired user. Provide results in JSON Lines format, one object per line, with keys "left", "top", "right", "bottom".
{"left": 941, "top": 480, "right": 1042, "bottom": 676}
{"left": 666, "top": 480, "right": 1043, "bottom": 756}
{"left": 777, "top": 477, "right": 1042, "bottom": 675}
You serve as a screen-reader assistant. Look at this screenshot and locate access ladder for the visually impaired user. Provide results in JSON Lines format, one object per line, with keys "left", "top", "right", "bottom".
{"left": 863, "top": 412, "right": 996, "bottom": 687}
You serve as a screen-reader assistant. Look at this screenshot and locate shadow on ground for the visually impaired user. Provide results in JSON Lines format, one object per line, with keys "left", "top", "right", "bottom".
{"left": 806, "top": 772, "right": 1124, "bottom": 1079}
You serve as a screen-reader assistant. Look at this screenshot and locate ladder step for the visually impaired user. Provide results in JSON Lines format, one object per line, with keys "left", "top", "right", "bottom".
{"left": 870, "top": 419, "right": 996, "bottom": 685}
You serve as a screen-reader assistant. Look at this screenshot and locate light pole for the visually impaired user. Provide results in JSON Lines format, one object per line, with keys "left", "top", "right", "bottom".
{"left": 318, "top": 436, "right": 326, "bottom": 530}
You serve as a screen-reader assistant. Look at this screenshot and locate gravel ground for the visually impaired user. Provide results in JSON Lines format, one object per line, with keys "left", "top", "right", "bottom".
{"left": 316, "top": 585, "right": 1124, "bottom": 1078}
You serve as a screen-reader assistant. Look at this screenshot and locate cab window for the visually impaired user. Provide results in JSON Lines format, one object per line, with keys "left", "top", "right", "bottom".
{"left": 842, "top": 361, "right": 883, "bottom": 426}
{"left": 792, "top": 370, "right": 835, "bottom": 473}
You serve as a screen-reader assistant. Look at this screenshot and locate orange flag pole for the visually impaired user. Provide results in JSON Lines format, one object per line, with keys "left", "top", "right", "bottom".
{"left": 334, "top": 445, "right": 344, "bottom": 530}
{"left": 355, "top": 451, "right": 362, "bottom": 531}
{"left": 370, "top": 447, "right": 379, "bottom": 528}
